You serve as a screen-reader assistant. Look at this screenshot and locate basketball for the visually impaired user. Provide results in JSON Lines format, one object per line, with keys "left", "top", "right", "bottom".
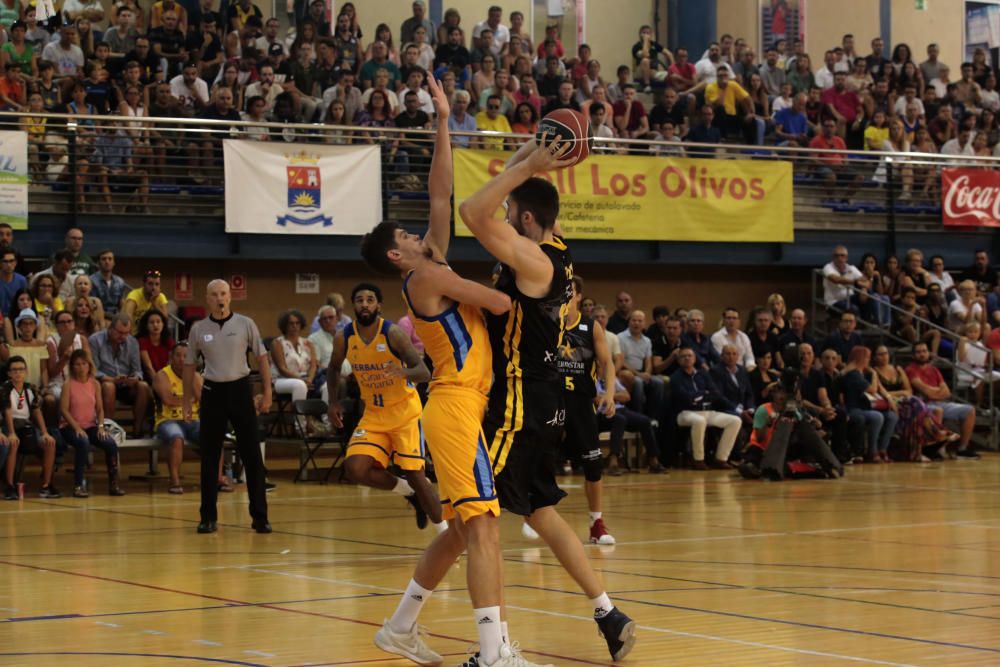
{"left": 535, "top": 108, "right": 593, "bottom": 166}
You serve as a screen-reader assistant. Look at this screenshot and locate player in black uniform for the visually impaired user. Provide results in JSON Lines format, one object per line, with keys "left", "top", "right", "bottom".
{"left": 521, "top": 274, "right": 619, "bottom": 545}
{"left": 460, "top": 136, "right": 637, "bottom": 662}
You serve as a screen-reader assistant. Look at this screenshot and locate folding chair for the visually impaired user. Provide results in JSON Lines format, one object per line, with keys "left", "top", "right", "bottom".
{"left": 261, "top": 337, "right": 296, "bottom": 437}
{"left": 293, "top": 399, "right": 348, "bottom": 483}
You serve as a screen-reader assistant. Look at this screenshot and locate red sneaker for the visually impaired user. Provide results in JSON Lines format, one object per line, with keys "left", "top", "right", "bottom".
{"left": 589, "top": 518, "right": 616, "bottom": 545}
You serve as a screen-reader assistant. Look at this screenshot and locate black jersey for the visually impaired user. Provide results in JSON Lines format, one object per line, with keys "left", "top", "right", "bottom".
{"left": 486, "top": 235, "right": 573, "bottom": 386}
{"left": 559, "top": 313, "right": 597, "bottom": 398}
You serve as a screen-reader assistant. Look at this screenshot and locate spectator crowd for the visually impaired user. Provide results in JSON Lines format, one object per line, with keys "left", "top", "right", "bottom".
{"left": 586, "top": 243, "right": 997, "bottom": 477}
{"left": 6, "top": 0, "right": 998, "bottom": 195}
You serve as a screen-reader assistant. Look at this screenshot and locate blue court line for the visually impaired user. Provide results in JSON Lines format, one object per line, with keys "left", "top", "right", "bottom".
{"left": 7, "top": 613, "right": 82, "bottom": 622}
{"left": 513, "top": 583, "right": 1000, "bottom": 655}
{"left": 0, "top": 652, "right": 266, "bottom": 666}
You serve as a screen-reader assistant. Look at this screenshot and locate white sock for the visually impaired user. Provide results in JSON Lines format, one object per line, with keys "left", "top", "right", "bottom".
{"left": 474, "top": 606, "right": 503, "bottom": 664}
{"left": 433, "top": 519, "right": 448, "bottom": 534}
{"left": 388, "top": 579, "right": 433, "bottom": 634}
{"left": 590, "top": 592, "right": 614, "bottom": 619}
{"left": 501, "top": 620, "right": 509, "bottom": 644}
{"left": 392, "top": 477, "right": 414, "bottom": 496}
{"left": 589, "top": 511, "right": 602, "bottom": 525}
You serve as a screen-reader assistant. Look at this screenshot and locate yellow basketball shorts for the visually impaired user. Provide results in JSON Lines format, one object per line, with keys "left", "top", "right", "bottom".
{"left": 422, "top": 386, "right": 499, "bottom": 522}
{"left": 347, "top": 401, "right": 425, "bottom": 472}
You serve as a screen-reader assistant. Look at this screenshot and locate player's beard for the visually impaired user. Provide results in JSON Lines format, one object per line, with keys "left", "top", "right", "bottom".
{"left": 355, "top": 309, "right": 378, "bottom": 326}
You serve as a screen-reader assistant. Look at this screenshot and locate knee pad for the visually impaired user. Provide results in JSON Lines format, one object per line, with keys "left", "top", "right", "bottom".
{"left": 582, "top": 447, "right": 603, "bottom": 482}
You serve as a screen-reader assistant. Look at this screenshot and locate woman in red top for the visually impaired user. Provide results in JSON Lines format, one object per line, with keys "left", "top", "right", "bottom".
{"left": 137, "top": 309, "right": 174, "bottom": 383}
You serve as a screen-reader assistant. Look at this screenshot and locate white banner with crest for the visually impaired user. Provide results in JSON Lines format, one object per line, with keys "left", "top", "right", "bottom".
{"left": 223, "top": 141, "right": 381, "bottom": 235}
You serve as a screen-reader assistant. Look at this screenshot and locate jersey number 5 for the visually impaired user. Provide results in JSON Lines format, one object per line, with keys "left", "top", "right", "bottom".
{"left": 564, "top": 377, "right": 575, "bottom": 391}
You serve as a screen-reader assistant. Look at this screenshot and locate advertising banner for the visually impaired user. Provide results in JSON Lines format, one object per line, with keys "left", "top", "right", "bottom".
{"left": 453, "top": 149, "right": 794, "bottom": 243}
{"left": 942, "top": 167, "right": 1000, "bottom": 227}
{"left": 224, "top": 141, "right": 381, "bottom": 234}
{"left": 0, "top": 131, "right": 28, "bottom": 230}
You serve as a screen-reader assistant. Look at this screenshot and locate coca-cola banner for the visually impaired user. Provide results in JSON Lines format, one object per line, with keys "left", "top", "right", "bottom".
{"left": 942, "top": 168, "right": 1000, "bottom": 227}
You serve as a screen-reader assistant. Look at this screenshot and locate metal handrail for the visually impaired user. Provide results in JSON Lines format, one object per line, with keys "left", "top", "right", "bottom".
{"left": 4, "top": 109, "right": 1000, "bottom": 164}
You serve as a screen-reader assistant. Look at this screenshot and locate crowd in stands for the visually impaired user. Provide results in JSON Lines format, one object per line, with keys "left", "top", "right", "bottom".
{"left": 4, "top": 0, "right": 997, "bottom": 196}
{"left": 0, "top": 223, "right": 360, "bottom": 500}
{"left": 589, "top": 244, "right": 998, "bottom": 476}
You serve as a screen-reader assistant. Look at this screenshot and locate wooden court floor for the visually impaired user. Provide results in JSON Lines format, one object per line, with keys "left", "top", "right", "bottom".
{"left": 1, "top": 454, "right": 999, "bottom": 667}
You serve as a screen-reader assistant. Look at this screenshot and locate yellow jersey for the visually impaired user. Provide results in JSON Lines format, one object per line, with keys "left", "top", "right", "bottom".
{"left": 402, "top": 269, "right": 492, "bottom": 396}
{"left": 155, "top": 365, "right": 199, "bottom": 427}
{"left": 344, "top": 317, "right": 421, "bottom": 415}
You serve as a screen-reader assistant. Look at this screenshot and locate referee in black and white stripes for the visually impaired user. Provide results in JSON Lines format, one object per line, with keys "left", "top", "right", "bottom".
{"left": 185, "top": 279, "right": 272, "bottom": 534}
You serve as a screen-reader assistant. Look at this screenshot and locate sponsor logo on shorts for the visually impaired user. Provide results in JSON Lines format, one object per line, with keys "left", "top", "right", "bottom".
{"left": 353, "top": 428, "right": 367, "bottom": 438}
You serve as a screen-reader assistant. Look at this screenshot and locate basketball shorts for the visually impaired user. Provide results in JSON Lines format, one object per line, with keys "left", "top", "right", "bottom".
{"left": 563, "top": 392, "right": 601, "bottom": 461}
{"left": 484, "top": 380, "right": 568, "bottom": 517}
{"left": 421, "top": 386, "right": 498, "bottom": 522}
{"left": 346, "top": 397, "right": 425, "bottom": 472}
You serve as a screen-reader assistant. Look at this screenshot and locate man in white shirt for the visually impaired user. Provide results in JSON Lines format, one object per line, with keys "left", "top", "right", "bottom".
{"left": 694, "top": 42, "right": 734, "bottom": 86}
{"left": 321, "top": 71, "right": 363, "bottom": 124}
{"left": 710, "top": 308, "right": 755, "bottom": 369}
{"left": 814, "top": 50, "right": 838, "bottom": 90}
{"left": 942, "top": 127, "right": 977, "bottom": 156}
{"left": 244, "top": 64, "right": 282, "bottom": 113}
{"left": 472, "top": 5, "right": 509, "bottom": 54}
{"left": 254, "top": 17, "right": 286, "bottom": 57}
{"left": 821, "top": 245, "right": 869, "bottom": 310}
{"left": 41, "top": 25, "right": 85, "bottom": 78}
{"left": 894, "top": 84, "right": 925, "bottom": 118}
{"left": 396, "top": 68, "right": 434, "bottom": 115}
{"left": 169, "top": 63, "right": 210, "bottom": 114}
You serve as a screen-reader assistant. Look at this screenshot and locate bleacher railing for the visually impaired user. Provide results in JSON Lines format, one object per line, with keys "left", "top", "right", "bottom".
{"left": 5, "top": 110, "right": 1000, "bottom": 230}
{"left": 810, "top": 269, "right": 998, "bottom": 451}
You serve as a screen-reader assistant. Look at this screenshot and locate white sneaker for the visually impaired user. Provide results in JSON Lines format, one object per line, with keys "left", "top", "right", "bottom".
{"left": 481, "top": 642, "right": 554, "bottom": 667}
{"left": 374, "top": 618, "right": 442, "bottom": 665}
{"left": 521, "top": 522, "right": 539, "bottom": 540}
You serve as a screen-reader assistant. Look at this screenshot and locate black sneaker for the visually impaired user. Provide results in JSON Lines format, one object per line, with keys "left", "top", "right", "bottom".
{"left": 3, "top": 484, "right": 17, "bottom": 500}
{"left": 595, "top": 606, "right": 636, "bottom": 661}
{"left": 39, "top": 485, "right": 61, "bottom": 499}
{"left": 405, "top": 493, "right": 428, "bottom": 530}
{"left": 956, "top": 448, "right": 981, "bottom": 460}
{"left": 264, "top": 481, "right": 277, "bottom": 492}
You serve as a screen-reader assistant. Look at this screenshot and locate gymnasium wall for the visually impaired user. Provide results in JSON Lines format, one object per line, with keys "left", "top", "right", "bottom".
{"left": 713, "top": 0, "right": 963, "bottom": 66}
{"left": 890, "top": 0, "right": 963, "bottom": 66}
{"left": 116, "top": 258, "right": 812, "bottom": 338}
{"left": 716, "top": 0, "right": 760, "bottom": 52}
{"left": 583, "top": 2, "right": 656, "bottom": 73}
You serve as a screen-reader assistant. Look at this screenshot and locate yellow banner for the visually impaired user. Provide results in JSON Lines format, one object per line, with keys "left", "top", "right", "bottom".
{"left": 452, "top": 149, "right": 794, "bottom": 242}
